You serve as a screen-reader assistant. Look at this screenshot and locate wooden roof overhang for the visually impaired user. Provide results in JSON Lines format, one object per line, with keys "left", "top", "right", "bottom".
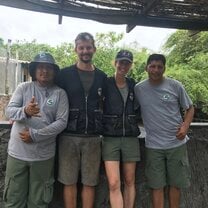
{"left": 0, "top": 0, "right": 208, "bottom": 32}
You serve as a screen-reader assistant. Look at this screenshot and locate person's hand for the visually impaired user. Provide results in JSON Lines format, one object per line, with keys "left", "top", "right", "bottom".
{"left": 19, "top": 129, "right": 33, "bottom": 143}
{"left": 176, "top": 122, "right": 188, "bottom": 140}
{"left": 9, "top": 119, "right": 14, "bottom": 124}
{"left": 24, "top": 96, "right": 40, "bottom": 117}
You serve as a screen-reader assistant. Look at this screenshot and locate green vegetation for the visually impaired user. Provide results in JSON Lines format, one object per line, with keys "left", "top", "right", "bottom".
{"left": 1, "top": 31, "right": 208, "bottom": 115}
{"left": 163, "top": 31, "right": 208, "bottom": 115}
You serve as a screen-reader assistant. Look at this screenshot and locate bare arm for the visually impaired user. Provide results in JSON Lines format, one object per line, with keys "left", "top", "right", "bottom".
{"left": 176, "top": 106, "right": 195, "bottom": 140}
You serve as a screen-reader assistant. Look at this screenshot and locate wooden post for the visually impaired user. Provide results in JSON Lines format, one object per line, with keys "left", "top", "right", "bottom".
{"left": 5, "top": 39, "right": 11, "bottom": 95}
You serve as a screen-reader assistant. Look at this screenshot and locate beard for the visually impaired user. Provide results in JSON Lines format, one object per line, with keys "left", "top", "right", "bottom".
{"left": 80, "top": 54, "right": 93, "bottom": 63}
{"left": 81, "top": 59, "right": 92, "bottom": 64}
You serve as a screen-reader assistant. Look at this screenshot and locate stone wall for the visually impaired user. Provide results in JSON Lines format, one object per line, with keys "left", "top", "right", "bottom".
{"left": 0, "top": 126, "right": 208, "bottom": 207}
{"left": 0, "top": 126, "right": 10, "bottom": 208}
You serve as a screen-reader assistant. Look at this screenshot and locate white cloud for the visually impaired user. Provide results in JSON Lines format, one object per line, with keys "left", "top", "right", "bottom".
{"left": 0, "top": 5, "right": 175, "bottom": 52}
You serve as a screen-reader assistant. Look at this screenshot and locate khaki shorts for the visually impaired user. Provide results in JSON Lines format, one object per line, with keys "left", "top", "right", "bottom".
{"left": 58, "top": 134, "right": 102, "bottom": 186}
{"left": 4, "top": 155, "right": 54, "bottom": 208}
{"left": 102, "top": 137, "right": 140, "bottom": 162}
{"left": 145, "top": 144, "right": 191, "bottom": 189}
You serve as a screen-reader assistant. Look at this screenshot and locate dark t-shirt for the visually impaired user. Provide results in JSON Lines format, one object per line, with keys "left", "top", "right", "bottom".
{"left": 78, "top": 69, "right": 95, "bottom": 96}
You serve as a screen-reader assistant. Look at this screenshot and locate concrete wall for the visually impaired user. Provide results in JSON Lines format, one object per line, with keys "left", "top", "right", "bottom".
{"left": 0, "top": 125, "right": 208, "bottom": 208}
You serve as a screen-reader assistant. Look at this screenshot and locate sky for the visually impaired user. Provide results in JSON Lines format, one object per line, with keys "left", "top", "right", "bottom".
{"left": 0, "top": 5, "right": 176, "bottom": 52}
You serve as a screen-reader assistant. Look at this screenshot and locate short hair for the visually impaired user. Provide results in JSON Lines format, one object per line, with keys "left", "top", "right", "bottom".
{"left": 147, "top": 54, "right": 166, "bottom": 65}
{"left": 75, "top": 32, "right": 95, "bottom": 47}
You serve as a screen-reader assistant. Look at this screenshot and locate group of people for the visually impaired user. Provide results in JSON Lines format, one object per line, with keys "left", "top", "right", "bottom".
{"left": 3, "top": 32, "right": 194, "bottom": 208}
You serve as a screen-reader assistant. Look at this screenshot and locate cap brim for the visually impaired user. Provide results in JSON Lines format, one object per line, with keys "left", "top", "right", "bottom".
{"left": 116, "top": 57, "right": 133, "bottom": 63}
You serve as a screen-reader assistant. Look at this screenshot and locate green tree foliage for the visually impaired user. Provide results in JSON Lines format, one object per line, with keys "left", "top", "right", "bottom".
{"left": 10, "top": 40, "right": 53, "bottom": 61}
{"left": 94, "top": 32, "right": 122, "bottom": 76}
{"left": 52, "top": 43, "right": 75, "bottom": 68}
{"left": 166, "top": 65, "right": 208, "bottom": 108}
{"left": 164, "top": 31, "right": 208, "bottom": 114}
{"left": 2, "top": 30, "right": 208, "bottom": 118}
{"left": 95, "top": 32, "right": 123, "bottom": 49}
{"left": 3, "top": 32, "right": 149, "bottom": 80}
{"left": 164, "top": 31, "right": 208, "bottom": 67}
{"left": 130, "top": 48, "right": 149, "bottom": 81}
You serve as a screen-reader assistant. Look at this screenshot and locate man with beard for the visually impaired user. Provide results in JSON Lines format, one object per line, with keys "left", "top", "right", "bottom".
{"left": 56, "top": 32, "right": 107, "bottom": 208}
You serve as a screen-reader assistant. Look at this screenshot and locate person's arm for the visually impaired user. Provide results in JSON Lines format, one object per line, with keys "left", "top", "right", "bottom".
{"left": 19, "top": 129, "right": 33, "bottom": 143}
{"left": 5, "top": 83, "right": 28, "bottom": 121}
{"left": 6, "top": 83, "right": 40, "bottom": 124}
{"left": 176, "top": 105, "right": 194, "bottom": 140}
{"left": 29, "top": 90, "right": 69, "bottom": 143}
{"left": 134, "top": 84, "right": 143, "bottom": 125}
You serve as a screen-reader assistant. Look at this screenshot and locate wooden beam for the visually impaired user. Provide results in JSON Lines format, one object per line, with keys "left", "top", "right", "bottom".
{"left": 143, "top": 0, "right": 162, "bottom": 14}
{"left": 126, "top": 24, "right": 136, "bottom": 33}
{"left": 58, "top": 15, "right": 63, "bottom": 24}
{"left": 58, "top": 0, "right": 64, "bottom": 24}
{"left": 126, "top": 0, "right": 162, "bottom": 33}
{"left": 188, "top": 30, "right": 201, "bottom": 37}
{"left": 0, "top": 0, "right": 208, "bottom": 31}
{"left": 128, "top": 16, "right": 208, "bottom": 31}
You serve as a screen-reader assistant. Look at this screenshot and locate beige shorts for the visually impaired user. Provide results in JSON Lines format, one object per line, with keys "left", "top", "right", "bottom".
{"left": 58, "top": 134, "right": 102, "bottom": 186}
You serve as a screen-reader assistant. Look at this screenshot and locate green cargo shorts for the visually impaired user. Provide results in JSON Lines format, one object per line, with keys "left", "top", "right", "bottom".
{"left": 145, "top": 144, "right": 191, "bottom": 189}
{"left": 102, "top": 136, "right": 140, "bottom": 162}
{"left": 3, "top": 155, "right": 54, "bottom": 208}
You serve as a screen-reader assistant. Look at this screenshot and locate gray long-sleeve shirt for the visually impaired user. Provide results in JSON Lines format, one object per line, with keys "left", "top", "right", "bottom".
{"left": 6, "top": 81, "right": 69, "bottom": 161}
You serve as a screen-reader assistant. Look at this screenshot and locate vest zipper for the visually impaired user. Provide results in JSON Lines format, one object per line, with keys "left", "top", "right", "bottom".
{"left": 121, "top": 92, "right": 127, "bottom": 137}
{"left": 123, "top": 105, "right": 125, "bottom": 136}
{"left": 85, "top": 95, "right": 88, "bottom": 134}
